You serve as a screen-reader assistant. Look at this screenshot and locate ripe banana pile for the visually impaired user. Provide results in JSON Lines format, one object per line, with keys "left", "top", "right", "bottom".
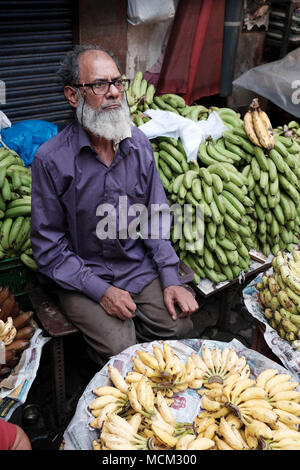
{"left": 128, "top": 87, "right": 300, "bottom": 285}
{"left": 244, "top": 98, "right": 274, "bottom": 150}
{"left": 0, "top": 285, "right": 35, "bottom": 378}
{"left": 88, "top": 341, "right": 300, "bottom": 450}
{"left": 0, "top": 147, "right": 36, "bottom": 272}
{"left": 256, "top": 249, "right": 300, "bottom": 348}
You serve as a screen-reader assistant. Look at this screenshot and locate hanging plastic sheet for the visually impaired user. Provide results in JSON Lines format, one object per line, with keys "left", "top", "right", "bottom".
{"left": 127, "top": 0, "right": 176, "bottom": 25}
{"left": 233, "top": 47, "right": 300, "bottom": 118}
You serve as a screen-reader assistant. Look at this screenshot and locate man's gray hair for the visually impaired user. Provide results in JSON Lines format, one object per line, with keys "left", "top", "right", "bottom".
{"left": 57, "top": 45, "right": 121, "bottom": 87}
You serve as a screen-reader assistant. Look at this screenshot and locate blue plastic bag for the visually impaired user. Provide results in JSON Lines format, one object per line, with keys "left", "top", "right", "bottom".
{"left": 0, "top": 120, "right": 58, "bottom": 166}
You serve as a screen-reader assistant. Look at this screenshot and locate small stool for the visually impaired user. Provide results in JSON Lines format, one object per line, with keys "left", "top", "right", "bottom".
{"left": 27, "top": 285, "right": 79, "bottom": 426}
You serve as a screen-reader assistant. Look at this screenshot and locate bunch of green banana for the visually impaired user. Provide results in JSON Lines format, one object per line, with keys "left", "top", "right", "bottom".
{"left": 0, "top": 147, "right": 37, "bottom": 271}
{"left": 126, "top": 71, "right": 156, "bottom": 118}
{"left": 151, "top": 136, "right": 254, "bottom": 284}
{"left": 257, "top": 249, "right": 300, "bottom": 345}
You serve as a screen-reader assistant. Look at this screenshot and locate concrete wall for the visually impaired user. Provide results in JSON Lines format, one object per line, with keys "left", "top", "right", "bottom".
{"left": 78, "top": 0, "right": 128, "bottom": 74}
{"left": 227, "top": 30, "right": 267, "bottom": 112}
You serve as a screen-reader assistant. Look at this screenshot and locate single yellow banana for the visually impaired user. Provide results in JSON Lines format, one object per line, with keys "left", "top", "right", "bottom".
{"left": 214, "top": 435, "right": 235, "bottom": 450}
{"left": 204, "top": 422, "right": 219, "bottom": 440}
{"left": 127, "top": 385, "right": 143, "bottom": 414}
{"left": 219, "top": 417, "right": 247, "bottom": 450}
{"left": 89, "top": 394, "right": 120, "bottom": 410}
{"left": 271, "top": 390, "right": 300, "bottom": 402}
{"left": 244, "top": 427, "right": 259, "bottom": 449}
{"left": 237, "top": 386, "right": 267, "bottom": 403}
{"left": 176, "top": 434, "right": 195, "bottom": 450}
{"left": 268, "top": 380, "right": 299, "bottom": 397}
{"left": 201, "top": 394, "right": 223, "bottom": 413}
{"left": 191, "top": 353, "right": 208, "bottom": 373}
{"left": 132, "top": 356, "right": 159, "bottom": 378}
{"left": 136, "top": 350, "right": 159, "bottom": 371}
{"left": 230, "top": 378, "right": 256, "bottom": 403}
{"left": 125, "top": 371, "right": 144, "bottom": 383}
{"left": 156, "top": 391, "right": 176, "bottom": 426}
{"left": 212, "top": 346, "right": 222, "bottom": 374}
{"left": 187, "top": 436, "right": 215, "bottom": 450}
{"left": 194, "top": 415, "right": 215, "bottom": 434}
{"left": 96, "top": 402, "right": 120, "bottom": 429}
{"left": 92, "top": 385, "right": 127, "bottom": 399}
{"left": 151, "top": 423, "right": 178, "bottom": 448}
{"left": 152, "top": 344, "right": 165, "bottom": 371}
{"left": 274, "top": 408, "right": 300, "bottom": 426}
{"left": 255, "top": 369, "right": 279, "bottom": 389}
{"left": 273, "top": 400, "right": 300, "bottom": 415}
{"left": 108, "top": 364, "right": 129, "bottom": 394}
{"left": 201, "top": 343, "right": 214, "bottom": 371}
{"left": 243, "top": 110, "right": 261, "bottom": 147}
{"left": 264, "top": 373, "right": 291, "bottom": 394}
{"left": 245, "top": 419, "right": 273, "bottom": 439}
{"left": 245, "top": 406, "right": 278, "bottom": 426}
{"left": 127, "top": 412, "right": 142, "bottom": 434}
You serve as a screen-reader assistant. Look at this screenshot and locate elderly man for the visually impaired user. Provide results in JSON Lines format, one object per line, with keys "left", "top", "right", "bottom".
{"left": 30, "top": 45, "right": 198, "bottom": 366}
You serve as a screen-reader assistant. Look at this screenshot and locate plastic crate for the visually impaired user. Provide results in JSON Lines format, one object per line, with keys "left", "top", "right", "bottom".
{"left": 0, "top": 257, "right": 35, "bottom": 311}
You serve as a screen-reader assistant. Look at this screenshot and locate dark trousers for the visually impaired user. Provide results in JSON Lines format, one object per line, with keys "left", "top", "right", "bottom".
{"left": 51, "top": 278, "right": 194, "bottom": 366}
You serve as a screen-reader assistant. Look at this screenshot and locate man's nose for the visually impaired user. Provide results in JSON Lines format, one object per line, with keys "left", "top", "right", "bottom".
{"left": 105, "top": 82, "right": 120, "bottom": 98}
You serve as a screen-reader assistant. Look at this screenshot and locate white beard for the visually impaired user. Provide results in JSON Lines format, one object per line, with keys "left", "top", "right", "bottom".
{"left": 76, "top": 94, "right": 132, "bottom": 141}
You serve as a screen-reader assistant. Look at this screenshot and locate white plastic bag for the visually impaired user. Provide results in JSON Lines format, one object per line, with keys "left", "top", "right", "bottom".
{"left": 0, "top": 110, "right": 11, "bottom": 131}
{"left": 127, "top": 0, "right": 176, "bottom": 25}
{"left": 139, "top": 109, "right": 227, "bottom": 161}
{"left": 233, "top": 48, "right": 300, "bottom": 118}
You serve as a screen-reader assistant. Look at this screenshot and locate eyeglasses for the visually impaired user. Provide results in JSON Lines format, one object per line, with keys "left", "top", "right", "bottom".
{"left": 74, "top": 77, "right": 130, "bottom": 95}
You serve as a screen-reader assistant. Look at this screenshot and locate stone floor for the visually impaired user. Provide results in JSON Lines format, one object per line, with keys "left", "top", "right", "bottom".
{"left": 8, "top": 275, "right": 262, "bottom": 450}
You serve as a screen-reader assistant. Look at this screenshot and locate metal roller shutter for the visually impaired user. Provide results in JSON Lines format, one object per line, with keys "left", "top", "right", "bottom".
{"left": 0, "top": 0, "right": 77, "bottom": 129}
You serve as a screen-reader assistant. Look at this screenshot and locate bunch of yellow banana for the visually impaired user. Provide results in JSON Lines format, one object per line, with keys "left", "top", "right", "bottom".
{"left": 191, "top": 344, "right": 250, "bottom": 388}
{"left": 257, "top": 249, "right": 300, "bottom": 345}
{"left": 258, "top": 428, "right": 300, "bottom": 450}
{"left": 128, "top": 342, "right": 202, "bottom": 395}
{"left": 0, "top": 316, "right": 16, "bottom": 345}
{"left": 98, "top": 412, "right": 149, "bottom": 450}
{"left": 255, "top": 369, "right": 300, "bottom": 430}
{"left": 90, "top": 343, "right": 300, "bottom": 451}
{"left": 243, "top": 98, "right": 274, "bottom": 150}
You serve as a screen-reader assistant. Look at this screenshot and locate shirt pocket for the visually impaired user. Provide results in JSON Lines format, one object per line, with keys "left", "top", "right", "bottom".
{"left": 126, "top": 181, "right": 147, "bottom": 205}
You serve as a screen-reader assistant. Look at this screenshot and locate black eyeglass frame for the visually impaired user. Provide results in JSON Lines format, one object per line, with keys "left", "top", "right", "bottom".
{"left": 73, "top": 77, "right": 130, "bottom": 95}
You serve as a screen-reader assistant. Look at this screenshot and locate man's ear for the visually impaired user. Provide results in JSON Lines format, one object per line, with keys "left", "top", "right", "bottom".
{"left": 64, "top": 86, "right": 79, "bottom": 108}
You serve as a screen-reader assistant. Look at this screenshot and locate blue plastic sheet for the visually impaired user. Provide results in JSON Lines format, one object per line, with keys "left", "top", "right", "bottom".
{"left": 0, "top": 120, "right": 58, "bottom": 166}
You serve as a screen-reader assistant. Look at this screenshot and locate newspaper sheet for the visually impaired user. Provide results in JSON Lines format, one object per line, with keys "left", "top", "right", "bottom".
{"left": 0, "top": 328, "right": 50, "bottom": 420}
{"left": 243, "top": 273, "right": 300, "bottom": 381}
{"left": 63, "top": 337, "right": 295, "bottom": 450}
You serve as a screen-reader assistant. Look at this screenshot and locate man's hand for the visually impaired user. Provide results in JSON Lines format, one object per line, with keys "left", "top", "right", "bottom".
{"left": 100, "top": 286, "right": 137, "bottom": 321}
{"left": 164, "top": 285, "right": 199, "bottom": 320}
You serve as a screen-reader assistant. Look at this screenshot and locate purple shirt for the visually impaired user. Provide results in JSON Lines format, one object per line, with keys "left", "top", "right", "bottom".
{"left": 30, "top": 121, "right": 182, "bottom": 302}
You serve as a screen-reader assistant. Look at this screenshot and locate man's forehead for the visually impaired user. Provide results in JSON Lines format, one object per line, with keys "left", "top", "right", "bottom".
{"left": 78, "top": 50, "right": 119, "bottom": 81}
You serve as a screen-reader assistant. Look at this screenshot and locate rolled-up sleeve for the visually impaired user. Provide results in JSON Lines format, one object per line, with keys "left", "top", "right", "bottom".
{"left": 142, "top": 144, "right": 182, "bottom": 289}
{"left": 30, "top": 154, "right": 110, "bottom": 302}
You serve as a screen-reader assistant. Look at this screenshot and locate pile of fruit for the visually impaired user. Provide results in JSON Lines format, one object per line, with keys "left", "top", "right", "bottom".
{"left": 0, "top": 147, "right": 36, "bottom": 271}
{"left": 256, "top": 249, "right": 300, "bottom": 348}
{"left": 127, "top": 72, "right": 300, "bottom": 285}
{"left": 88, "top": 341, "right": 300, "bottom": 450}
{"left": 0, "top": 285, "right": 35, "bottom": 378}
